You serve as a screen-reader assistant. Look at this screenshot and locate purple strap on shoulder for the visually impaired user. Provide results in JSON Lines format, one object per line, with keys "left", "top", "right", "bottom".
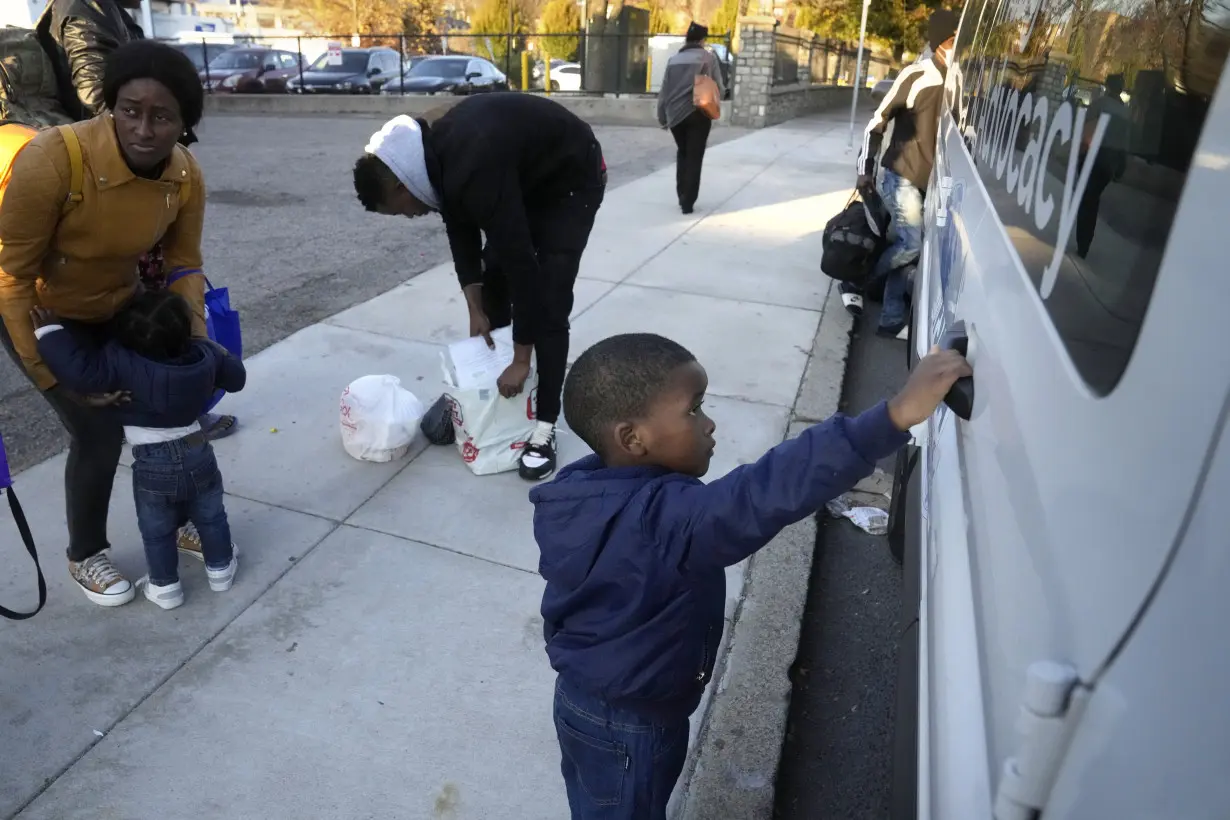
{"left": 0, "top": 432, "right": 11, "bottom": 490}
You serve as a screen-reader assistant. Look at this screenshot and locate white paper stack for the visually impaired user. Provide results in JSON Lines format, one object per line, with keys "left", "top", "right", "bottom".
{"left": 442, "top": 326, "right": 515, "bottom": 389}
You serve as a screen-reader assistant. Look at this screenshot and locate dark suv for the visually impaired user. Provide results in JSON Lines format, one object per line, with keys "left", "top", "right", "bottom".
{"left": 286, "top": 47, "right": 404, "bottom": 94}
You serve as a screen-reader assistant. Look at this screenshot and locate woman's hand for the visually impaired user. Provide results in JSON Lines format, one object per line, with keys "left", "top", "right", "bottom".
{"left": 29, "top": 306, "right": 57, "bottom": 329}
{"left": 55, "top": 387, "right": 131, "bottom": 408}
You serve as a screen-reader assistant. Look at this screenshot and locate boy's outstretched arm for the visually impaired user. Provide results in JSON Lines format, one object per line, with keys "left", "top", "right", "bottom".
{"left": 653, "top": 349, "right": 971, "bottom": 571}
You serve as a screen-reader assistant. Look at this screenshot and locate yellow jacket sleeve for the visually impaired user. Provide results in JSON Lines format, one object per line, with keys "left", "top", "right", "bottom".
{"left": 0, "top": 139, "right": 69, "bottom": 390}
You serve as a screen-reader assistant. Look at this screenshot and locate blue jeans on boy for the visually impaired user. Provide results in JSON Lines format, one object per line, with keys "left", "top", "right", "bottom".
{"left": 131, "top": 435, "right": 233, "bottom": 585}
{"left": 874, "top": 169, "right": 924, "bottom": 330}
{"left": 554, "top": 677, "right": 689, "bottom": 820}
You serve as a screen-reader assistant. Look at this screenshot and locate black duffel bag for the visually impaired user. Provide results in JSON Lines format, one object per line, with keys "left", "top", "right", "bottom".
{"left": 821, "top": 185, "right": 890, "bottom": 285}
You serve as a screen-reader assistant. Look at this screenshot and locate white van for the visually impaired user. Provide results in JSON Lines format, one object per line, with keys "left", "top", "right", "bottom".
{"left": 890, "top": 0, "right": 1230, "bottom": 817}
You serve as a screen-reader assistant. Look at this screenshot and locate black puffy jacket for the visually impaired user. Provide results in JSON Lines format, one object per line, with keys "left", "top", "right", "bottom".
{"left": 37, "top": 0, "right": 143, "bottom": 122}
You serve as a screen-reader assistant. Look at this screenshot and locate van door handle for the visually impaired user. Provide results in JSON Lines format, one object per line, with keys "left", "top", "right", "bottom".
{"left": 941, "top": 321, "right": 975, "bottom": 420}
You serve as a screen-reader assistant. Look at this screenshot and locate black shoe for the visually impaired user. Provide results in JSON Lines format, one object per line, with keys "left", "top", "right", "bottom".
{"left": 681, "top": 204, "right": 694, "bottom": 215}
{"left": 519, "top": 423, "right": 557, "bottom": 481}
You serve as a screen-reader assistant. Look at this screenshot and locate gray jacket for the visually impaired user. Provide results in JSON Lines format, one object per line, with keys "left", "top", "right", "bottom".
{"left": 657, "top": 44, "right": 724, "bottom": 129}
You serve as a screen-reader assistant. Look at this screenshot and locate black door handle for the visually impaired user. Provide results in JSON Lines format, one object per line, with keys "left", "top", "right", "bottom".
{"left": 941, "top": 320, "right": 974, "bottom": 420}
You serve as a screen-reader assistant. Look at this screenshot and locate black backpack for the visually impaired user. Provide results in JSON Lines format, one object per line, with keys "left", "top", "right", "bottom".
{"left": 821, "top": 186, "right": 891, "bottom": 285}
{"left": 0, "top": 433, "right": 45, "bottom": 620}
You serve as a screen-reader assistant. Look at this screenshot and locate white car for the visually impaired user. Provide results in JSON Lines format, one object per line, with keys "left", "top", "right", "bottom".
{"left": 547, "top": 62, "right": 581, "bottom": 92}
{"left": 895, "top": 0, "right": 1230, "bottom": 817}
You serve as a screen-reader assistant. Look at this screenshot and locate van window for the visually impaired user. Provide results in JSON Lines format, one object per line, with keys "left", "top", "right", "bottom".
{"left": 952, "top": 0, "right": 1227, "bottom": 394}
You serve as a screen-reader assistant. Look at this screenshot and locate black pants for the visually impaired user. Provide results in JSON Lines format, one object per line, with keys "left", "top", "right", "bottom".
{"left": 671, "top": 110, "right": 712, "bottom": 211}
{"left": 482, "top": 177, "right": 605, "bottom": 426}
{"left": 1076, "top": 150, "right": 1122, "bottom": 258}
{"left": 0, "top": 319, "right": 123, "bottom": 562}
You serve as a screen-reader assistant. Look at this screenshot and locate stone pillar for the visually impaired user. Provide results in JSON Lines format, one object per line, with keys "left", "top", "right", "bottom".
{"left": 731, "top": 16, "right": 777, "bottom": 128}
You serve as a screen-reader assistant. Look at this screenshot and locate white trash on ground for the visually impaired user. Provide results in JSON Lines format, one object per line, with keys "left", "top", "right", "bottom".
{"left": 339, "top": 375, "right": 425, "bottom": 462}
{"left": 441, "top": 327, "right": 538, "bottom": 476}
{"left": 825, "top": 468, "right": 893, "bottom": 535}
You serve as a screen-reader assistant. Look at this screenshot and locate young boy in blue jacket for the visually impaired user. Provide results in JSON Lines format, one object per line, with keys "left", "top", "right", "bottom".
{"left": 530, "top": 332, "right": 970, "bottom": 819}
{"left": 32, "top": 292, "right": 246, "bottom": 611}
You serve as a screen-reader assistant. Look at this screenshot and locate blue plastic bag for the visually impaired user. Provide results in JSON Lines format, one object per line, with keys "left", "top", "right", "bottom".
{"left": 203, "top": 280, "right": 241, "bottom": 411}
{"left": 0, "top": 430, "right": 10, "bottom": 490}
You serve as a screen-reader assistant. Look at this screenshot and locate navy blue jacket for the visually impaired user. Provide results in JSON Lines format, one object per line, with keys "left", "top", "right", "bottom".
{"left": 37, "top": 327, "right": 246, "bottom": 427}
{"left": 530, "top": 402, "right": 909, "bottom": 723}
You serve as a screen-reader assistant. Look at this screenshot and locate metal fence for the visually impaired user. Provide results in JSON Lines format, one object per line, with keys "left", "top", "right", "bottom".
{"left": 771, "top": 32, "right": 893, "bottom": 88}
{"left": 172, "top": 31, "right": 733, "bottom": 97}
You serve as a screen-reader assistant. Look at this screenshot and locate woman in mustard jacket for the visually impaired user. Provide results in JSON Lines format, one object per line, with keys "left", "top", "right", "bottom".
{"left": 0, "top": 41, "right": 227, "bottom": 606}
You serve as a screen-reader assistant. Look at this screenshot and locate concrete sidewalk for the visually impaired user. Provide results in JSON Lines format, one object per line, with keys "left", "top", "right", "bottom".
{"left": 0, "top": 113, "right": 859, "bottom": 820}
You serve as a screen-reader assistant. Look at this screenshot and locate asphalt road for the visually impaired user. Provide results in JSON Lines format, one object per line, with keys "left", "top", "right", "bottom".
{"left": 0, "top": 115, "right": 747, "bottom": 475}
{"left": 774, "top": 301, "right": 911, "bottom": 819}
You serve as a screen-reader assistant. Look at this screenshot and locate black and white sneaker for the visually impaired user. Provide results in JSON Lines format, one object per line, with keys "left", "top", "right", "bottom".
{"left": 519, "top": 422, "right": 557, "bottom": 481}
{"left": 841, "top": 291, "right": 865, "bottom": 317}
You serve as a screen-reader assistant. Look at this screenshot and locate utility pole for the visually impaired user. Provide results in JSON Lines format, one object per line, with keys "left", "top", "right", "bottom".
{"left": 847, "top": 0, "right": 870, "bottom": 149}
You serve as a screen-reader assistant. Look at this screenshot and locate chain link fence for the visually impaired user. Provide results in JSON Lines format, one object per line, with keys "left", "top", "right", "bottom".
{"left": 772, "top": 32, "right": 893, "bottom": 88}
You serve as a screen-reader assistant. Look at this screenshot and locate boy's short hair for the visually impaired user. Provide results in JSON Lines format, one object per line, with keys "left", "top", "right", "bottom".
{"left": 563, "top": 333, "right": 697, "bottom": 456}
{"left": 113, "top": 290, "right": 194, "bottom": 362}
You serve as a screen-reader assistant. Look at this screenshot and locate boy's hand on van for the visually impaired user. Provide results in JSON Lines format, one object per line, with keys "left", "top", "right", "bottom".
{"left": 887, "top": 346, "right": 972, "bottom": 431}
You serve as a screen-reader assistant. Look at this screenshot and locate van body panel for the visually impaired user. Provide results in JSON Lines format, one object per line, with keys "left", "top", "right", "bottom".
{"left": 915, "top": 0, "right": 1230, "bottom": 810}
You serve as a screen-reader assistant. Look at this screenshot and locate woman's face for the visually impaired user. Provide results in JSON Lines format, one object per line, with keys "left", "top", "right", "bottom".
{"left": 112, "top": 78, "right": 184, "bottom": 173}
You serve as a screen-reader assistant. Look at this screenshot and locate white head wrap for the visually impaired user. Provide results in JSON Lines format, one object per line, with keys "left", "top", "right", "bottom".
{"left": 364, "top": 115, "right": 441, "bottom": 212}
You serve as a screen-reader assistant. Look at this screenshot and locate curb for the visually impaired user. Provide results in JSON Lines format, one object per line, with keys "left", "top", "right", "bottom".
{"left": 675, "top": 279, "right": 854, "bottom": 819}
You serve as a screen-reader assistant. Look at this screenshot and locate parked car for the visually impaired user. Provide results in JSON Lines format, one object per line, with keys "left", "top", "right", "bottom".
{"left": 709, "top": 43, "right": 733, "bottom": 99}
{"left": 379, "top": 56, "right": 508, "bottom": 95}
{"left": 893, "top": 0, "right": 1230, "bottom": 817}
{"left": 200, "top": 47, "right": 302, "bottom": 93}
{"left": 532, "top": 58, "right": 570, "bottom": 88}
{"left": 286, "top": 47, "right": 403, "bottom": 94}
{"left": 169, "top": 41, "right": 234, "bottom": 73}
{"left": 547, "top": 62, "right": 582, "bottom": 92}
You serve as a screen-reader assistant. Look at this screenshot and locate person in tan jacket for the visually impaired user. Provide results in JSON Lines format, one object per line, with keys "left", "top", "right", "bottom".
{"left": 0, "top": 41, "right": 212, "bottom": 606}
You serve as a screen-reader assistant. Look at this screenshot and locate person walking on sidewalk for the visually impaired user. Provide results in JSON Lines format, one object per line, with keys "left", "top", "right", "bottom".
{"left": 352, "top": 94, "right": 607, "bottom": 481}
{"left": 0, "top": 41, "right": 215, "bottom": 606}
{"left": 657, "top": 22, "right": 725, "bottom": 215}
{"left": 531, "top": 333, "right": 970, "bottom": 819}
{"left": 845, "top": 9, "right": 958, "bottom": 337}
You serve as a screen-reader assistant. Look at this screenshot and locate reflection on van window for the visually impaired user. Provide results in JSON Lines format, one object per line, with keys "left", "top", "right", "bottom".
{"left": 952, "top": 0, "right": 1227, "bottom": 394}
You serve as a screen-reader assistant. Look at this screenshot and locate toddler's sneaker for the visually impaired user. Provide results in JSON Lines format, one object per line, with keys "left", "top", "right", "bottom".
{"left": 140, "top": 577, "right": 185, "bottom": 610}
{"left": 207, "top": 545, "right": 239, "bottom": 592}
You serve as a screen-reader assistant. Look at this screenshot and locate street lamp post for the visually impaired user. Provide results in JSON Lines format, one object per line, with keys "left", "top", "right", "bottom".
{"left": 847, "top": 0, "right": 871, "bottom": 149}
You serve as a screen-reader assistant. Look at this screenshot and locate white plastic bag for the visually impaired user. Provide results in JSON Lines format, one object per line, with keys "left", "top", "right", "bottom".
{"left": 339, "top": 375, "right": 425, "bottom": 463}
{"left": 441, "top": 361, "right": 538, "bottom": 476}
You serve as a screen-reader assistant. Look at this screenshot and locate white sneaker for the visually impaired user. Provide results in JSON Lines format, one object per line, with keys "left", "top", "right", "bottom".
{"left": 139, "top": 577, "right": 184, "bottom": 610}
{"left": 841, "top": 291, "right": 865, "bottom": 317}
{"left": 206, "top": 545, "right": 239, "bottom": 592}
{"left": 69, "top": 552, "right": 135, "bottom": 607}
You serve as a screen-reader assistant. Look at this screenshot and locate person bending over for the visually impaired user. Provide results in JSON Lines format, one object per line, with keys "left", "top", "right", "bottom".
{"left": 352, "top": 94, "right": 607, "bottom": 481}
